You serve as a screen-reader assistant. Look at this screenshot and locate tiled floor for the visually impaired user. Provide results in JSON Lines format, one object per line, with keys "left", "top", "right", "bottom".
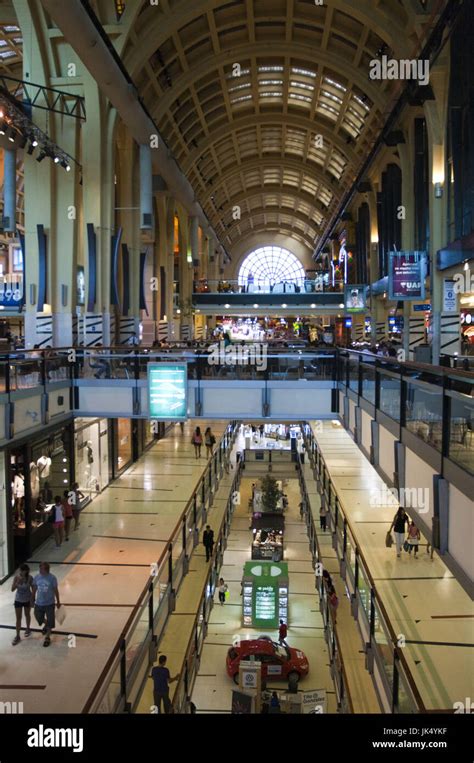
{"left": 309, "top": 420, "right": 474, "bottom": 711}
{"left": 0, "top": 421, "right": 228, "bottom": 714}
{"left": 190, "top": 472, "right": 338, "bottom": 713}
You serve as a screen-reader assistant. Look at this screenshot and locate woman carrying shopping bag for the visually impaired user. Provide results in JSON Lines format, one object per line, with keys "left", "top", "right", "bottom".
{"left": 218, "top": 577, "right": 228, "bottom": 605}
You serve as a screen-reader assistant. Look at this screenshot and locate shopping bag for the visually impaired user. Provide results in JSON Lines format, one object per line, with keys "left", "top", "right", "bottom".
{"left": 385, "top": 532, "right": 394, "bottom": 548}
{"left": 56, "top": 605, "right": 67, "bottom": 625}
{"left": 225, "top": 589, "right": 230, "bottom": 600}
{"left": 403, "top": 540, "right": 410, "bottom": 552}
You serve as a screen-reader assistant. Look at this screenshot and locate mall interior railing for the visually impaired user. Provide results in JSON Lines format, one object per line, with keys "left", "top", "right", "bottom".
{"left": 171, "top": 460, "right": 243, "bottom": 714}
{"left": 296, "top": 454, "right": 353, "bottom": 714}
{"left": 192, "top": 276, "right": 344, "bottom": 295}
{"left": 338, "top": 349, "right": 474, "bottom": 477}
{"left": 81, "top": 421, "right": 239, "bottom": 714}
{"left": 0, "top": 347, "right": 472, "bottom": 478}
{"left": 301, "top": 425, "right": 428, "bottom": 713}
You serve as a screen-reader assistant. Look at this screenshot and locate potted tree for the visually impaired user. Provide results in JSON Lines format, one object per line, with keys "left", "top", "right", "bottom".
{"left": 260, "top": 474, "right": 283, "bottom": 513}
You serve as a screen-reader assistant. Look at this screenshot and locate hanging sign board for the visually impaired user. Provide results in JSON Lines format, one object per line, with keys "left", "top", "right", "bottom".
{"left": 388, "top": 251, "right": 427, "bottom": 301}
{"left": 147, "top": 363, "right": 188, "bottom": 420}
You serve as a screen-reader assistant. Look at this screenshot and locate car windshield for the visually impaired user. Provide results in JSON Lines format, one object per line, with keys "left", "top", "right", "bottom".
{"left": 273, "top": 643, "right": 289, "bottom": 660}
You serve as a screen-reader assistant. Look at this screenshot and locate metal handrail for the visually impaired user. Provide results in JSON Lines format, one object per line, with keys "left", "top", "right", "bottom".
{"left": 296, "top": 455, "right": 354, "bottom": 713}
{"left": 171, "top": 461, "right": 243, "bottom": 711}
{"left": 81, "top": 422, "right": 237, "bottom": 713}
{"left": 301, "top": 428, "right": 426, "bottom": 712}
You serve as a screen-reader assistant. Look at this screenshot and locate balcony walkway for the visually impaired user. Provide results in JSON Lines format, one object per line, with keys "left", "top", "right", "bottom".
{"left": 308, "top": 420, "right": 474, "bottom": 711}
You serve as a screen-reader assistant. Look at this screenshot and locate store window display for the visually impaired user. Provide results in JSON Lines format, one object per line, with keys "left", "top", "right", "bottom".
{"left": 30, "top": 431, "right": 72, "bottom": 534}
{"left": 74, "top": 418, "right": 109, "bottom": 504}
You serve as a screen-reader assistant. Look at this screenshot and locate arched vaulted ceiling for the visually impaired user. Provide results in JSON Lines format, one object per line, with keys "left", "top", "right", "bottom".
{"left": 114, "top": 0, "right": 446, "bottom": 256}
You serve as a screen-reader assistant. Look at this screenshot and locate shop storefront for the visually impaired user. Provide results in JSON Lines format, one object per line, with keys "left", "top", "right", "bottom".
{"left": 109, "top": 418, "right": 133, "bottom": 478}
{"left": 74, "top": 418, "right": 110, "bottom": 504}
{"left": 5, "top": 422, "right": 74, "bottom": 570}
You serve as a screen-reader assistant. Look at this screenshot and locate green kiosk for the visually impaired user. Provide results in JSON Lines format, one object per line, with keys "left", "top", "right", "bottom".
{"left": 242, "top": 562, "right": 289, "bottom": 629}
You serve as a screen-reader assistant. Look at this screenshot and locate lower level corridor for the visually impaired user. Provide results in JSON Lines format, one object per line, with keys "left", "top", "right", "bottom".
{"left": 0, "top": 421, "right": 229, "bottom": 713}
{"left": 190, "top": 474, "right": 337, "bottom": 712}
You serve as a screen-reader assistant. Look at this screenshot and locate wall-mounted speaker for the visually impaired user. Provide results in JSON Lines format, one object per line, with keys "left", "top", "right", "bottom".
{"left": 30, "top": 284, "right": 37, "bottom": 305}
{"left": 61, "top": 284, "right": 68, "bottom": 307}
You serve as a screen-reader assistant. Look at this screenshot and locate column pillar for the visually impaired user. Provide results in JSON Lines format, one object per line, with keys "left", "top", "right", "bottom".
{"left": 3, "top": 149, "right": 16, "bottom": 232}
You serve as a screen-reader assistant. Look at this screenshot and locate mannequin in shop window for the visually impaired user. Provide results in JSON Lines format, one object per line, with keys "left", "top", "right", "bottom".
{"left": 12, "top": 470, "right": 25, "bottom": 525}
{"left": 37, "top": 454, "right": 52, "bottom": 480}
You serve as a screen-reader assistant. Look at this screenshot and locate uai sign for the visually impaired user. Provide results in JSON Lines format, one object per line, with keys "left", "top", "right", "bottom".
{"left": 388, "top": 251, "right": 427, "bottom": 301}
{"left": 148, "top": 363, "right": 187, "bottom": 421}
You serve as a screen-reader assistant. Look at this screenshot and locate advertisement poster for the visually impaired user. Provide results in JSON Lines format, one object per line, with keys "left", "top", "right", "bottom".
{"left": 231, "top": 690, "right": 255, "bottom": 714}
{"left": 76, "top": 265, "right": 85, "bottom": 306}
{"left": 148, "top": 363, "right": 188, "bottom": 420}
{"left": 443, "top": 279, "right": 457, "bottom": 313}
{"left": 344, "top": 284, "right": 367, "bottom": 313}
{"left": 388, "top": 251, "right": 426, "bottom": 301}
{"left": 301, "top": 689, "right": 327, "bottom": 714}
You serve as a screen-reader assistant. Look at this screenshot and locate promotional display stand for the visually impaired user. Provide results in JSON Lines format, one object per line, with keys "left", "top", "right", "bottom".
{"left": 242, "top": 561, "right": 289, "bottom": 628}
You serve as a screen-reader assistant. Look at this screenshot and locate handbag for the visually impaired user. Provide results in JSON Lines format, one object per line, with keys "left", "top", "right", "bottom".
{"left": 385, "top": 531, "right": 394, "bottom": 548}
{"left": 403, "top": 540, "right": 410, "bottom": 552}
{"left": 56, "top": 605, "right": 67, "bottom": 625}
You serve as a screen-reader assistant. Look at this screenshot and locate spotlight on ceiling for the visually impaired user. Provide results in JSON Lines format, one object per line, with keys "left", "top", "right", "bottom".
{"left": 36, "top": 150, "right": 47, "bottom": 163}
{"left": 60, "top": 159, "right": 71, "bottom": 172}
{"left": 27, "top": 142, "right": 36, "bottom": 155}
{"left": 53, "top": 155, "right": 60, "bottom": 164}
{"left": 0, "top": 121, "right": 6, "bottom": 135}
{"left": 8, "top": 127, "right": 16, "bottom": 143}
{"left": 32, "top": 139, "right": 38, "bottom": 147}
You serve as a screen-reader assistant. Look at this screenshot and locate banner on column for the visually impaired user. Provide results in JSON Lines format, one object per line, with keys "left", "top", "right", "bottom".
{"left": 443, "top": 280, "right": 457, "bottom": 313}
{"left": 148, "top": 363, "right": 188, "bottom": 420}
{"left": 388, "top": 251, "right": 427, "bottom": 301}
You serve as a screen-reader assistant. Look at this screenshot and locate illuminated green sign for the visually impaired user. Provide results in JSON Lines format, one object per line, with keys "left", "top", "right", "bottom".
{"left": 148, "top": 363, "right": 188, "bottom": 421}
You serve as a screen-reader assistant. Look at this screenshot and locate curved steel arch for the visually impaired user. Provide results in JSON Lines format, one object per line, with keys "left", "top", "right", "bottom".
{"left": 180, "top": 113, "right": 359, "bottom": 176}
{"left": 124, "top": 0, "right": 413, "bottom": 78}
{"left": 199, "top": 155, "right": 342, "bottom": 210}
{"left": 222, "top": 220, "right": 317, "bottom": 253}
{"left": 144, "top": 42, "right": 387, "bottom": 120}
{"left": 219, "top": 206, "right": 320, "bottom": 244}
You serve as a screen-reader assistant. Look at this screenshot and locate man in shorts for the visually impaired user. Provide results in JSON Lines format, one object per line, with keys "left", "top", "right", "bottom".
{"left": 31, "top": 562, "right": 61, "bottom": 647}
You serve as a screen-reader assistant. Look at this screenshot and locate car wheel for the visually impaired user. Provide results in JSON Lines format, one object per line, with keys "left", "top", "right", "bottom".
{"left": 233, "top": 672, "right": 239, "bottom": 685}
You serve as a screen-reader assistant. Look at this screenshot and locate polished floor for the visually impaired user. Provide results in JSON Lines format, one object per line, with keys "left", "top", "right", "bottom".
{"left": 0, "top": 422, "right": 227, "bottom": 714}
{"left": 309, "top": 420, "right": 474, "bottom": 711}
{"left": 190, "top": 476, "right": 339, "bottom": 713}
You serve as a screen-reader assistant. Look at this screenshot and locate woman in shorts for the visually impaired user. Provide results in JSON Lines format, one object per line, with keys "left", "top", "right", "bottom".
{"left": 11, "top": 563, "right": 34, "bottom": 645}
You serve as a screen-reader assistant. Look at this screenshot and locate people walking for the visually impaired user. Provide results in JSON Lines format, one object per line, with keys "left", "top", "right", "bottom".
{"left": 204, "top": 427, "right": 216, "bottom": 458}
{"left": 151, "top": 655, "right": 178, "bottom": 714}
{"left": 407, "top": 520, "right": 421, "bottom": 557}
{"left": 278, "top": 619, "right": 288, "bottom": 646}
{"left": 11, "top": 563, "right": 34, "bottom": 645}
{"left": 31, "top": 562, "right": 61, "bottom": 647}
{"left": 389, "top": 507, "right": 409, "bottom": 558}
{"left": 218, "top": 577, "right": 228, "bottom": 605}
{"left": 71, "top": 482, "right": 85, "bottom": 530}
{"left": 192, "top": 427, "right": 203, "bottom": 458}
{"left": 202, "top": 525, "right": 214, "bottom": 562}
{"left": 52, "top": 495, "right": 65, "bottom": 548}
{"left": 319, "top": 503, "right": 328, "bottom": 531}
